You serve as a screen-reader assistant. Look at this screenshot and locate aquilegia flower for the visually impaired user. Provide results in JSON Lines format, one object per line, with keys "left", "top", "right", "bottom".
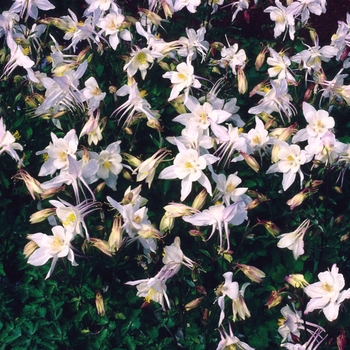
{"left": 25, "top": 225, "right": 77, "bottom": 279}
{"left": 304, "top": 264, "right": 350, "bottom": 322}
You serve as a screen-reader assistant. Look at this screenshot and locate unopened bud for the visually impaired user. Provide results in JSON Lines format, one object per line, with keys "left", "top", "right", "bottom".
{"left": 95, "top": 291, "right": 105, "bottom": 316}
{"left": 236, "top": 263, "right": 265, "bottom": 283}
{"left": 285, "top": 274, "right": 309, "bottom": 288}
{"left": 257, "top": 219, "right": 280, "bottom": 237}
{"left": 147, "top": 118, "right": 162, "bottom": 131}
{"left": 286, "top": 191, "right": 308, "bottom": 210}
{"left": 30, "top": 208, "right": 56, "bottom": 224}
{"left": 304, "top": 84, "right": 314, "bottom": 102}
{"left": 90, "top": 238, "right": 113, "bottom": 257}
{"left": 340, "top": 233, "right": 349, "bottom": 242}
{"left": 255, "top": 48, "right": 267, "bottom": 71}
{"left": 23, "top": 239, "right": 38, "bottom": 258}
{"left": 122, "top": 169, "right": 133, "bottom": 181}
{"left": 265, "top": 290, "right": 283, "bottom": 309}
{"left": 108, "top": 216, "right": 124, "bottom": 252}
{"left": 185, "top": 297, "right": 204, "bottom": 311}
{"left": 241, "top": 152, "right": 260, "bottom": 172}
{"left": 170, "top": 95, "right": 186, "bottom": 114}
{"left": 158, "top": 60, "right": 170, "bottom": 71}
{"left": 334, "top": 186, "right": 343, "bottom": 194}
{"left": 159, "top": 213, "right": 175, "bottom": 233}
{"left": 237, "top": 67, "right": 248, "bottom": 94}
{"left": 191, "top": 189, "right": 207, "bottom": 210}
{"left": 160, "top": 0, "right": 174, "bottom": 18}
{"left": 122, "top": 153, "right": 142, "bottom": 167}
{"left": 202, "top": 308, "right": 209, "bottom": 323}
{"left": 196, "top": 285, "right": 207, "bottom": 295}
{"left": 337, "top": 327, "right": 347, "bottom": 350}
{"left": 335, "top": 215, "right": 344, "bottom": 225}
{"left": 95, "top": 182, "right": 106, "bottom": 194}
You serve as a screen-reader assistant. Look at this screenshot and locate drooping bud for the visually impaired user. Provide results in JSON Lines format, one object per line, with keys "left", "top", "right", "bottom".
{"left": 285, "top": 274, "right": 309, "bottom": 288}
{"left": 265, "top": 289, "right": 283, "bottom": 309}
{"left": 29, "top": 208, "right": 56, "bottom": 224}
{"left": 241, "top": 152, "right": 260, "bottom": 172}
{"left": 122, "top": 153, "right": 142, "bottom": 168}
{"left": 90, "top": 238, "right": 113, "bottom": 257}
{"left": 236, "top": 263, "right": 265, "bottom": 283}
{"left": 185, "top": 297, "right": 204, "bottom": 311}
{"left": 257, "top": 219, "right": 281, "bottom": 237}
{"left": 23, "top": 239, "right": 38, "bottom": 258}
{"left": 159, "top": 213, "right": 175, "bottom": 233}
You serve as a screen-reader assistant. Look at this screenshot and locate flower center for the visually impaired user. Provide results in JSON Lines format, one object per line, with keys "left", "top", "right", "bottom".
{"left": 145, "top": 287, "right": 157, "bottom": 303}
{"left": 136, "top": 52, "right": 147, "bottom": 65}
{"left": 62, "top": 212, "right": 76, "bottom": 227}
{"left": 226, "top": 183, "right": 235, "bottom": 193}
{"left": 321, "top": 282, "right": 333, "bottom": 293}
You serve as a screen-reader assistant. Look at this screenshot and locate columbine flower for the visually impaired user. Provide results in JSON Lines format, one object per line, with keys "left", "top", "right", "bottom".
{"left": 292, "top": 102, "right": 335, "bottom": 144}
{"left": 266, "top": 141, "right": 310, "bottom": 191}
{"left": 36, "top": 129, "right": 79, "bottom": 176}
{"left": 173, "top": 0, "right": 201, "bottom": 13}
{"left": 10, "top": 0, "right": 55, "bottom": 20}
{"left": 216, "top": 272, "right": 239, "bottom": 326}
{"left": 267, "top": 48, "right": 295, "bottom": 82}
{"left": 158, "top": 140, "right": 218, "bottom": 201}
{"left": 183, "top": 201, "right": 247, "bottom": 251}
{"left": 97, "top": 9, "right": 131, "bottom": 50}
{"left": 26, "top": 225, "right": 77, "bottom": 279}
{"left": 0, "top": 117, "right": 23, "bottom": 162}
{"left": 79, "top": 110, "right": 105, "bottom": 145}
{"left": 277, "top": 219, "right": 310, "bottom": 260}
{"left": 220, "top": 39, "right": 247, "bottom": 74}
{"left": 162, "top": 58, "right": 201, "bottom": 102}
{"left": 125, "top": 277, "right": 171, "bottom": 310}
{"left": 49, "top": 198, "right": 99, "bottom": 240}
{"left": 304, "top": 264, "right": 350, "bottom": 322}
{"left": 178, "top": 27, "right": 209, "bottom": 62}
{"left": 124, "top": 47, "right": 163, "bottom": 80}
{"left": 217, "top": 323, "right": 255, "bottom": 350}
{"left": 82, "top": 77, "right": 106, "bottom": 111}
{"left": 264, "top": 0, "right": 299, "bottom": 40}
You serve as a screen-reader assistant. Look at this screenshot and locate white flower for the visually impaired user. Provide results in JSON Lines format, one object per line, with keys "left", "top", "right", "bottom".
{"left": 178, "top": 27, "right": 209, "bottom": 61}
{"left": 97, "top": 10, "right": 131, "bottom": 50}
{"left": 267, "top": 48, "right": 295, "bottom": 82}
{"left": 49, "top": 198, "right": 99, "bottom": 240}
{"left": 292, "top": 102, "right": 335, "bottom": 143}
{"left": 212, "top": 172, "right": 249, "bottom": 206}
{"left": 217, "top": 323, "right": 255, "bottom": 350}
{"left": 231, "top": 0, "right": 249, "bottom": 22}
{"left": 162, "top": 58, "right": 201, "bottom": 102}
{"left": 96, "top": 142, "right": 124, "bottom": 190}
{"left": 125, "top": 277, "right": 171, "bottom": 310}
{"left": 220, "top": 41, "right": 246, "bottom": 74}
{"left": 183, "top": 201, "right": 247, "bottom": 251}
{"left": 82, "top": 77, "right": 106, "bottom": 111}
{"left": 216, "top": 272, "right": 239, "bottom": 326}
{"left": 304, "top": 264, "right": 350, "bottom": 322}
{"left": 124, "top": 47, "right": 163, "bottom": 80}
{"left": 173, "top": 0, "right": 201, "bottom": 13}
{"left": 37, "top": 129, "right": 79, "bottom": 176}
{"left": 266, "top": 141, "right": 310, "bottom": 191}
{"left": 277, "top": 219, "right": 310, "bottom": 259}
{"left": 246, "top": 116, "right": 271, "bottom": 151}
{"left": 158, "top": 140, "right": 218, "bottom": 201}
{"left": 0, "top": 118, "right": 23, "bottom": 162}
{"left": 10, "top": 0, "right": 55, "bottom": 20}
{"left": 26, "top": 225, "right": 77, "bottom": 279}
{"left": 264, "top": 0, "right": 299, "bottom": 40}
{"left": 79, "top": 111, "right": 104, "bottom": 145}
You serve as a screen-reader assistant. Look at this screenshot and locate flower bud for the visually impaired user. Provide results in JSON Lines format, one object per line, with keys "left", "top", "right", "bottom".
{"left": 122, "top": 169, "right": 133, "bottom": 181}
{"left": 255, "top": 48, "right": 267, "bottom": 71}
{"left": 40, "top": 185, "right": 65, "bottom": 200}
{"left": 13, "top": 169, "right": 43, "bottom": 200}
{"left": 170, "top": 95, "right": 186, "bottom": 114}
{"left": 240, "top": 152, "right": 260, "bottom": 172}
{"left": 236, "top": 263, "right": 265, "bottom": 283}
{"left": 185, "top": 297, "right": 204, "bottom": 311}
{"left": 160, "top": 0, "right": 174, "bottom": 18}
{"left": 304, "top": 83, "right": 314, "bottom": 102}
{"left": 196, "top": 286, "right": 207, "bottom": 295}
{"left": 286, "top": 191, "right": 308, "bottom": 210}
{"left": 237, "top": 67, "right": 248, "bottom": 94}
{"left": 191, "top": 189, "right": 207, "bottom": 210}
{"left": 285, "top": 274, "right": 309, "bottom": 288}
{"left": 164, "top": 203, "right": 198, "bottom": 218}
{"left": 265, "top": 290, "right": 283, "bottom": 309}
{"left": 29, "top": 208, "right": 56, "bottom": 224}
{"left": 108, "top": 216, "right": 124, "bottom": 252}
{"left": 122, "top": 153, "right": 142, "bottom": 167}
{"left": 95, "top": 291, "right": 105, "bottom": 316}
{"left": 90, "top": 238, "right": 113, "bottom": 257}
{"left": 159, "top": 213, "right": 175, "bottom": 233}
{"left": 147, "top": 118, "right": 162, "bottom": 131}
{"left": 337, "top": 327, "right": 347, "bottom": 350}
{"left": 23, "top": 239, "right": 38, "bottom": 258}
{"left": 257, "top": 219, "right": 280, "bottom": 237}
